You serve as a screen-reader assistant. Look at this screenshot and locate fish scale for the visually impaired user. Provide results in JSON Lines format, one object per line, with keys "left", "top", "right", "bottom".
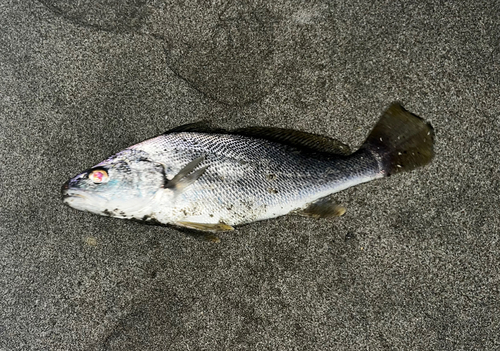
{"left": 128, "top": 132, "right": 380, "bottom": 225}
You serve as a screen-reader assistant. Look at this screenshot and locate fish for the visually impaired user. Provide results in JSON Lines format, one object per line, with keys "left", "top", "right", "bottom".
{"left": 62, "top": 104, "right": 434, "bottom": 233}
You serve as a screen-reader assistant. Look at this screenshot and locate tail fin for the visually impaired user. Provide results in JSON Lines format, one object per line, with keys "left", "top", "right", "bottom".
{"left": 361, "top": 103, "right": 434, "bottom": 176}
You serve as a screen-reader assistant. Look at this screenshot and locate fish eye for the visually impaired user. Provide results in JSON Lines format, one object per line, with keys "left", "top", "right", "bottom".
{"left": 88, "top": 169, "right": 109, "bottom": 184}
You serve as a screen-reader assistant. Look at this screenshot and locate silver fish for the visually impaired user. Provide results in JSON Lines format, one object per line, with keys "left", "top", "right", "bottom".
{"left": 62, "top": 104, "right": 434, "bottom": 232}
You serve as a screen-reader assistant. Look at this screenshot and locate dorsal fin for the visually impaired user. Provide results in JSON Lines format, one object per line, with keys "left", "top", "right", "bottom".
{"left": 165, "top": 121, "right": 227, "bottom": 134}
{"left": 233, "top": 126, "right": 351, "bottom": 156}
{"left": 165, "top": 122, "right": 351, "bottom": 156}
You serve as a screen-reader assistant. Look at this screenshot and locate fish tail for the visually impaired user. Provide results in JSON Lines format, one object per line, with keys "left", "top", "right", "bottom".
{"left": 361, "top": 103, "right": 434, "bottom": 176}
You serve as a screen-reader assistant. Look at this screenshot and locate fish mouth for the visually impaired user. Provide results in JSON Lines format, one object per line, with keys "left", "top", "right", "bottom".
{"left": 61, "top": 180, "right": 70, "bottom": 200}
{"left": 61, "top": 180, "right": 86, "bottom": 201}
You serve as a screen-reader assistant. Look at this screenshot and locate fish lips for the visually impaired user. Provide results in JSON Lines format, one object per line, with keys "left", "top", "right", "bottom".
{"left": 61, "top": 179, "right": 70, "bottom": 200}
{"left": 61, "top": 179, "right": 89, "bottom": 204}
{"left": 61, "top": 180, "right": 79, "bottom": 206}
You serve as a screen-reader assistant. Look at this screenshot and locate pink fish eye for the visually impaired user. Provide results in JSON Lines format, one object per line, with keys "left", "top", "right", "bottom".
{"left": 88, "top": 169, "right": 109, "bottom": 184}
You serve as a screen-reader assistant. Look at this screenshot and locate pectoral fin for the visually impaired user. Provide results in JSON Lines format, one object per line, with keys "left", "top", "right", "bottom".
{"left": 166, "top": 156, "right": 208, "bottom": 190}
{"left": 174, "top": 221, "right": 235, "bottom": 232}
{"left": 295, "top": 197, "right": 346, "bottom": 218}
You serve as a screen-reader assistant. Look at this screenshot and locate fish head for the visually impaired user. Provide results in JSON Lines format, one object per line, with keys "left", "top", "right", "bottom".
{"left": 62, "top": 149, "right": 166, "bottom": 219}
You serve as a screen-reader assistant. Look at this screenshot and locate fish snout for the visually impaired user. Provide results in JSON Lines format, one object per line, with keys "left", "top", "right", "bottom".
{"left": 61, "top": 180, "right": 70, "bottom": 199}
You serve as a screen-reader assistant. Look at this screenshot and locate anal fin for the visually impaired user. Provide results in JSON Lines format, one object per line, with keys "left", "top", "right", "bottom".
{"left": 295, "top": 197, "right": 346, "bottom": 218}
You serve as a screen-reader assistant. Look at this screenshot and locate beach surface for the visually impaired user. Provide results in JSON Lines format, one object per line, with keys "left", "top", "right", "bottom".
{"left": 1, "top": 1, "right": 499, "bottom": 350}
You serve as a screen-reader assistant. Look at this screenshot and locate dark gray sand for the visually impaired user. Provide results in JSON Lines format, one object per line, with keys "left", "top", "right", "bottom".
{"left": 1, "top": 1, "right": 499, "bottom": 350}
